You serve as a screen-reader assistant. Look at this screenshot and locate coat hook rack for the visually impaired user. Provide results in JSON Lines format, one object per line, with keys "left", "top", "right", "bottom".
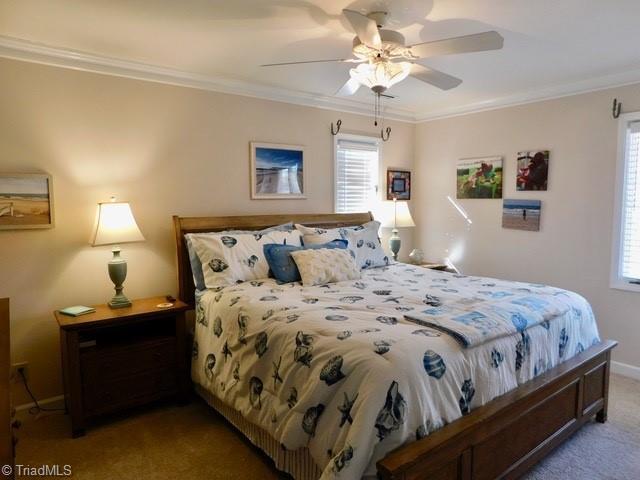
{"left": 613, "top": 98, "right": 622, "bottom": 119}
{"left": 331, "top": 119, "right": 342, "bottom": 135}
{"left": 381, "top": 126, "right": 391, "bottom": 142}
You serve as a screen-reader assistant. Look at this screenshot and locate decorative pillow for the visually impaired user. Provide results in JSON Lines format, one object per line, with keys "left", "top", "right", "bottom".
{"left": 263, "top": 239, "right": 349, "bottom": 283}
{"left": 189, "top": 230, "right": 301, "bottom": 288}
{"left": 185, "top": 223, "right": 293, "bottom": 291}
{"left": 290, "top": 248, "right": 361, "bottom": 286}
{"left": 295, "top": 223, "right": 364, "bottom": 245}
{"left": 341, "top": 221, "right": 390, "bottom": 269}
{"left": 296, "top": 221, "right": 389, "bottom": 269}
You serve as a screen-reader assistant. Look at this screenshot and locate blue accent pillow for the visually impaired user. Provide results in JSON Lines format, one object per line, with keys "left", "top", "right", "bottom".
{"left": 263, "top": 239, "right": 348, "bottom": 283}
{"left": 185, "top": 222, "right": 294, "bottom": 292}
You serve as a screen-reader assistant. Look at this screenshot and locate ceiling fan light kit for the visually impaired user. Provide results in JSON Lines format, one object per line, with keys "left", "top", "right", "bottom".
{"left": 262, "top": 8, "right": 504, "bottom": 136}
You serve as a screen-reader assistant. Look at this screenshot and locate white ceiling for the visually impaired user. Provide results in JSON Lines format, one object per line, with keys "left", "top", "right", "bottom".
{"left": 2, "top": 0, "right": 640, "bottom": 121}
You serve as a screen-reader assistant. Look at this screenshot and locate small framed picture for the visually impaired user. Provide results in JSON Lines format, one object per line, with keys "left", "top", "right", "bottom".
{"left": 502, "top": 199, "right": 541, "bottom": 231}
{"left": 517, "top": 150, "right": 549, "bottom": 191}
{"left": 0, "top": 173, "right": 54, "bottom": 230}
{"left": 250, "top": 142, "right": 305, "bottom": 199}
{"left": 387, "top": 169, "right": 411, "bottom": 200}
{"left": 456, "top": 156, "right": 503, "bottom": 199}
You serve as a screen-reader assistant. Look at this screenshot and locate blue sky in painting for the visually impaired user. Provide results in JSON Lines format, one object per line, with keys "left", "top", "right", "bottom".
{"left": 255, "top": 147, "right": 303, "bottom": 170}
{"left": 503, "top": 199, "right": 541, "bottom": 210}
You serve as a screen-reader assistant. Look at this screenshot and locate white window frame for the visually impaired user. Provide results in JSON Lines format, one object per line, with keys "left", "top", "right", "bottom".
{"left": 611, "top": 111, "right": 640, "bottom": 292}
{"left": 333, "top": 133, "right": 382, "bottom": 214}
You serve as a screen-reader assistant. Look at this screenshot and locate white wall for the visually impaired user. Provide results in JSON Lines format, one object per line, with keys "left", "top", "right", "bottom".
{"left": 414, "top": 83, "right": 640, "bottom": 371}
{"left": 0, "top": 57, "right": 415, "bottom": 404}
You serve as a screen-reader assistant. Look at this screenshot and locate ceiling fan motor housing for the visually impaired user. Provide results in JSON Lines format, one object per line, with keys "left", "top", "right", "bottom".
{"left": 352, "top": 29, "right": 406, "bottom": 59}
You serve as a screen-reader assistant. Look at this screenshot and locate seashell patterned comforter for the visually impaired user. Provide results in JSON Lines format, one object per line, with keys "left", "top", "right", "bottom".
{"left": 191, "top": 263, "right": 600, "bottom": 480}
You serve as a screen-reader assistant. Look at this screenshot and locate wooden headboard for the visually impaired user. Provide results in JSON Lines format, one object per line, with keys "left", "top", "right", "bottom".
{"left": 173, "top": 212, "right": 373, "bottom": 308}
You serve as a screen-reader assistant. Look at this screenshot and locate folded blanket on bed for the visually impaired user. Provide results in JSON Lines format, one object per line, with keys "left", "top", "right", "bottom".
{"left": 404, "top": 294, "right": 572, "bottom": 348}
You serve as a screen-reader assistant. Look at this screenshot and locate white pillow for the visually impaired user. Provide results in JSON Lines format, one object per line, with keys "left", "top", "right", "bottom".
{"left": 189, "top": 230, "right": 301, "bottom": 288}
{"left": 295, "top": 221, "right": 389, "bottom": 269}
{"left": 290, "top": 248, "right": 361, "bottom": 286}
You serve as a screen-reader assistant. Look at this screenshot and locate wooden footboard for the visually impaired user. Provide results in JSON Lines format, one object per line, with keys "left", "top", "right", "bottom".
{"left": 377, "top": 339, "right": 617, "bottom": 480}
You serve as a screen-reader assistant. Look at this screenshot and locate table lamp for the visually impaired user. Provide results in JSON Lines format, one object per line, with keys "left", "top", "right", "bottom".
{"left": 91, "top": 197, "right": 145, "bottom": 308}
{"left": 380, "top": 199, "right": 415, "bottom": 261}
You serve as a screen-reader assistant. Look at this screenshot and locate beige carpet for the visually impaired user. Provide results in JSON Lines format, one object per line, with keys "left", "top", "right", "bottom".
{"left": 15, "top": 374, "right": 640, "bottom": 479}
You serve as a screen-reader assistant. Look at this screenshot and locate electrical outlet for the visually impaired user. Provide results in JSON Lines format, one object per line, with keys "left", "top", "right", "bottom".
{"left": 11, "top": 362, "right": 28, "bottom": 384}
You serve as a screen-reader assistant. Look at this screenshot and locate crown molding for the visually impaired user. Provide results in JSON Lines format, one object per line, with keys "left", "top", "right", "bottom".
{"left": 0, "top": 35, "right": 417, "bottom": 123}
{"left": 415, "top": 67, "right": 640, "bottom": 122}
{"left": 2, "top": 35, "right": 640, "bottom": 125}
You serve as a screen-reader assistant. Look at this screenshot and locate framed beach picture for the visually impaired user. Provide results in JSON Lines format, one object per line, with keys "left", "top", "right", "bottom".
{"left": 0, "top": 173, "right": 54, "bottom": 230}
{"left": 517, "top": 150, "right": 549, "bottom": 191}
{"left": 502, "top": 199, "right": 541, "bottom": 231}
{"left": 456, "top": 156, "right": 503, "bottom": 199}
{"left": 387, "top": 169, "right": 411, "bottom": 200}
{"left": 250, "top": 142, "right": 305, "bottom": 199}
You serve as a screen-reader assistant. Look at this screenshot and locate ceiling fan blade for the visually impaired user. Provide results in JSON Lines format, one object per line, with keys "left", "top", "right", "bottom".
{"left": 342, "top": 9, "right": 381, "bottom": 48}
{"left": 409, "top": 31, "right": 504, "bottom": 59}
{"left": 410, "top": 64, "right": 462, "bottom": 90}
{"left": 336, "top": 77, "right": 361, "bottom": 96}
{"left": 261, "top": 58, "right": 358, "bottom": 67}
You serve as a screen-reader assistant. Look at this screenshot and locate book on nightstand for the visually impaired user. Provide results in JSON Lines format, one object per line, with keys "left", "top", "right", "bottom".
{"left": 58, "top": 305, "right": 96, "bottom": 317}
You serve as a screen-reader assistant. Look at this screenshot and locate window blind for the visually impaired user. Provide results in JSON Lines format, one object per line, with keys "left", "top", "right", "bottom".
{"left": 335, "top": 138, "right": 379, "bottom": 214}
{"left": 621, "top": 121, "right": 640, "bottom": 281}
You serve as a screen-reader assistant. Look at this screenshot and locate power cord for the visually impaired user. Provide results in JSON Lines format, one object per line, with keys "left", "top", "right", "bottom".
{"left": 18, "top": 368, "right": 65, "bottom": 415}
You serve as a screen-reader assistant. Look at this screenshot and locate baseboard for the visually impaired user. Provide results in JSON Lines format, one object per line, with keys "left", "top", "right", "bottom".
{"left": 611, "top": 361, "right": 640, "bottom": 381}
{"left": 15, "top": 394, "right": 65, "bottom": 412}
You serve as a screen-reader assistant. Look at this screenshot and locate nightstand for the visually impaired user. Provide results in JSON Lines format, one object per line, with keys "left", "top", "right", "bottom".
{"left": 55, "top": 296, "right": 190, "bottom": 437}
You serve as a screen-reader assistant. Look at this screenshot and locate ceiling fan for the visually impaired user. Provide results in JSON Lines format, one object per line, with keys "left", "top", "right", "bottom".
{"left": 261, "top": 9, "right": 504, "bottom": 97}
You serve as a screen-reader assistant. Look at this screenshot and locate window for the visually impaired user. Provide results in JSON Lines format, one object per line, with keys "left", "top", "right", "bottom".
{"left": 612, "top": 113, "right": 640, "bottom": 291}
{"left": 334, "top": 134, "right": 380, "bottom": 213}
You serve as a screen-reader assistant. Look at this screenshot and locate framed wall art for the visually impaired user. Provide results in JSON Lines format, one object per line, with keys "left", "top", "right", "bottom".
{"left": 456, "top": 156, "right": 503, "bottom": 199}
{"left": 387, "top": 169, "right": 411, "bottom": 200}
{"left": 517, "top": 150, "right": 549, "bottom": 191}
{"left": 250, "top": 142, "right": 305, "bottom": 199}
{"left": 0, "top": 173, "right": 54, "bottom": 230}
{"left": 502, "top": 199, "right": 541, "bottom": 231}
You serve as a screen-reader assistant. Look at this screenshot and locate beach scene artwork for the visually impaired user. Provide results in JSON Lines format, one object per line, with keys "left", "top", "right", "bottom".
{"left": 502, "top": 199, "right": 541, "bottom": 231}
{"left": 457, "top": 156, "right": 503, "bottom": 199}
{"left": 251, "top": 143, "right": 305, "bottom": 199}
{"left": 0, "top": 174, "right": 53, "bottom": 229}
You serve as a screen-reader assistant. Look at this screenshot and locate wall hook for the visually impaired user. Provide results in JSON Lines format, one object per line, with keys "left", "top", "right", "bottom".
{"left": 381, "top": 126, "right": 391, "bottom": 142}
{"left": 331, "top": 119, "right": 342, "bottom": 135}
{"left": 613, "top": 98, "right": 622, "bottom": 119}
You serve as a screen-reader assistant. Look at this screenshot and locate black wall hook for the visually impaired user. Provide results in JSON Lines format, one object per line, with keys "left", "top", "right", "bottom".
{"left": 613, "top": 98, "right": 622, "bottom": 119}
{"left": 381, "top": 126, "right": 391, "bottom": 142}
{"left": 331, "top": 119, "right": 342, "bottom": 135}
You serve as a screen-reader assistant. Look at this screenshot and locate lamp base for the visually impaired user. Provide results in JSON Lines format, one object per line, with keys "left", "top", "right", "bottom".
{"left": 108, "top": 295, "right": 132, "bottom": 309}
{"left": 107, "top": 247, "right": 131, "bottom": 309}
{"left": 389, "top": 228, "right": 401, "bottom": 261}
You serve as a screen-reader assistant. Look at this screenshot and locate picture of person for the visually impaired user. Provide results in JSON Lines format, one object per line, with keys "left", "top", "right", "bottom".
{"left": 517, "top": 150, "right": 549, "bottom": 191}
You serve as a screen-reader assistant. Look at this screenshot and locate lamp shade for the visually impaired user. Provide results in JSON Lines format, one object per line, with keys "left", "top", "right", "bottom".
{"left": 91, "top": 201, "right": 145, "bottom": 246}
{"left": 378, "top": 201, "right": 415, "bottom": 229}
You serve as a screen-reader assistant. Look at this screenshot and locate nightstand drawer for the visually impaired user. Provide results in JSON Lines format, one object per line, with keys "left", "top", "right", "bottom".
{"left": 80, "top": 337, "right": 177, "bottom": 382}
{"left": 83, "top": 369, "right": 178, "bottom": 416}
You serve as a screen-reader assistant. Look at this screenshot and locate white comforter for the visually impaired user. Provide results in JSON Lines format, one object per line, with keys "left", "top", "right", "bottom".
{"left": 191, "top": 264, "right": 600, "bottom": 480}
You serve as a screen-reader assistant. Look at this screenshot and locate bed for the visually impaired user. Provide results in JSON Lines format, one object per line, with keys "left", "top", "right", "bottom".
{"left": 173, "top": 212, "right": 616, "bottom": 480}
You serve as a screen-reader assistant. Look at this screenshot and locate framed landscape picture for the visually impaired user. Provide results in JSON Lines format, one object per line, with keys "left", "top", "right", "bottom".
{"left": 387, "top": 169, "right": 411, "bottom": 200}
{"left": 502, "top": 199, "right": 541, "bottom": 231}
{"left": 250, "top": 142, "right": 305, "bottom": 199}
{"left": 456, "top": 156, "right": 503, "bottom": 199}
{"left": 0, "top": 173, "right": 54, "bottom": 230}
{"left": 517, "top": 150, "right": 549, "bottom": 191}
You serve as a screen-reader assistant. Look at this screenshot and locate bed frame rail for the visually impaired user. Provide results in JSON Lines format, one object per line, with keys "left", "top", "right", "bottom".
{"left": 377, "top": 339, "right": 617, "bottom": 480}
